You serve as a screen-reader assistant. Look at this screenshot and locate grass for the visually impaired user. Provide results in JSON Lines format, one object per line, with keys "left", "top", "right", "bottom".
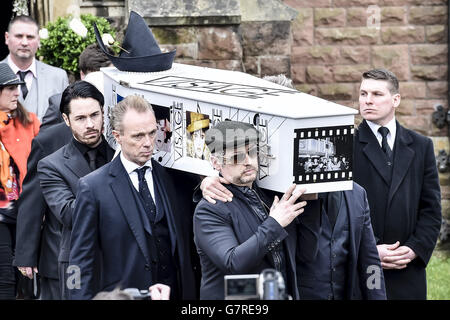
{"left": 427, "top": 244, "right": 450, "bottom": 300}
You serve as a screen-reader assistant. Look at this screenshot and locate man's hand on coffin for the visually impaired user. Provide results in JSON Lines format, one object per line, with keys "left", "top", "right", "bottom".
{"left": 270, "top": 184, "right": 307, "bottom": 228}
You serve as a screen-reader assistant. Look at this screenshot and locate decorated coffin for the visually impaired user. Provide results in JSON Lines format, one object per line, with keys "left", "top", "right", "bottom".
{"left": 102, "top": 63, "right": 358, "bottom": 194}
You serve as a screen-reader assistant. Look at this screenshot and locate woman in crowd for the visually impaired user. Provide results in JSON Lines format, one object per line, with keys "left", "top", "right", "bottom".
{"left": 0, "top": 63, "right": 40, "bottom": 299}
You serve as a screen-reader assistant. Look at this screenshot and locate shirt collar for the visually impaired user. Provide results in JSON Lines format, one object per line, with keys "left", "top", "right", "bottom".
{"left": 119, "top": 151, "right": 153, "bottom": 175}
{"left": 7, "top": 55, "right": 37, "bottom": 77}
{"left": 72, "top": 136, "right": 106, "bottom": 156}
{"left": 366, "top": 117, "right": 397, "bottom": 139}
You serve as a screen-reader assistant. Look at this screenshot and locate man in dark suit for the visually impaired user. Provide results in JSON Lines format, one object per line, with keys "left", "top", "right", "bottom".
{"left": 39, "top": 93, "right": 63, "bottom": 131}
{"left": 296, "top": 186, "right": 386, "bottom": 300}
{"left": 69, "top": 95, "right": 198, "bottom": 300}
{"left": 193, "top": 121, "right": 313, "bottom": 300}
{"left": 354, "top": 69, "right": 442, "bottom": 299}
{"left": 13, "top": 43, "right": 111, "bottom": 299}
{"left": 37, "top": 81, "right": 114, "bottom": 299}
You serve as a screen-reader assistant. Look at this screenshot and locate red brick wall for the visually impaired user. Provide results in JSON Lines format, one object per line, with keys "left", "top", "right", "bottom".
{"left": 284, "top": 0, "right": 448, "bottom": 137}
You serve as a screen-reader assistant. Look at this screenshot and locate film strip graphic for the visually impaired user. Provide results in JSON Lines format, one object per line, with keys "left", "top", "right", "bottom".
{"left": 293, "top": 125, "right": 354, "bottom": 184}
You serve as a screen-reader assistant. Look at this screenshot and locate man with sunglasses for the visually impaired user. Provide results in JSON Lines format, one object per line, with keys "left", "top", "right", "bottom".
{"left": 195, "top": 120, "right": 386, "bottom": 300}
{"left": 193, "top": 120, "right": 320, "bottom": 300}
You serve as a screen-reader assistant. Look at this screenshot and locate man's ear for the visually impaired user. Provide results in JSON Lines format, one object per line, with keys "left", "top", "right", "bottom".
{"left": 112, "top": 130, "right": 121, "bottom": 145}
{"left": 210, "top": 155, "right": 222, "bottom": 172}
{"left": 4, "top": 32, "right": 9, "bottom": 45}
{"left": 62, "top": 113, "right": 70, "bottom": 127}
{"left": 392, "top": 93, "right": 401, "bottom": 109}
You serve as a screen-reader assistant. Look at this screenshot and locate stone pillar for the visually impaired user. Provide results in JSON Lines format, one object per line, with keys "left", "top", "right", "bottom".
{"left": 125, "top": 0, "right": 297, "bottom": 75}
{"left": 240, "top": 0, "right": 297, "bottom": 77}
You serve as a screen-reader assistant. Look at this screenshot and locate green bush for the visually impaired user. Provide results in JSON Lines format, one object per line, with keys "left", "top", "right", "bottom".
{"left": 37, "top": 14, "right": 118, "bottom": 74}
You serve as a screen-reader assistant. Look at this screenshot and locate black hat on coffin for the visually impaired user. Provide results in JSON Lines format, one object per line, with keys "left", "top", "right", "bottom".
{"left": 94, "top": 11, "right": 176, "bottom": 73}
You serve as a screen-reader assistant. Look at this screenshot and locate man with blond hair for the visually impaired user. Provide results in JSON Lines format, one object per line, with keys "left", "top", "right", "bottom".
{"left": 69, "top": 95, "right": 198, "bottom": 300}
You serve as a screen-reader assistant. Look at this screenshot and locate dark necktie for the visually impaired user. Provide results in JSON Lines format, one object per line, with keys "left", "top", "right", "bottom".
{"left": 136, "top": 166, "right": 156, "bottom": 223}
{"left": 86, "top": 149, "right": 97, "bottom": 171}
{"left": 378, "top": 127, "right": 393, "bottom": 162}
{"left": 322, "top": 192, "right": 340, "bottom": 230}
{"left": 17, "top": 71, "right": 29, "bottom": 99}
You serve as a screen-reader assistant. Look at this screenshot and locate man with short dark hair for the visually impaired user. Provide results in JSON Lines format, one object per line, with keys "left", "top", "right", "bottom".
{"left": 37, "top": 81, "right": 115, "bottom": 299}
{"left": 354, "top": 68, "right": 442, "bottom": 299}
{"left": 69, "top": 95, "right": 198, "bottom": 300}
{"left": 78, "top": 43, "right": 112, "bottom": 81}
{"left": 40, "top": 43, "right": 112, "bottom": 129}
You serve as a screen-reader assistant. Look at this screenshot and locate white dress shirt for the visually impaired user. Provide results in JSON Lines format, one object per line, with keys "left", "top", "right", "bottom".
{"left": 366, "top": 117, "right": 397, "bottom": 151}
{"left": 7, "top": 55, "right": 36, "bottom": 94}
{"left": 120, "top": 152, "right": 156, "bottom": 201}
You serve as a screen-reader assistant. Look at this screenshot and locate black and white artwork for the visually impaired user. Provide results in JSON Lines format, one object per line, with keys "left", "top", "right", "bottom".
{"left": 153, "top": 104, "right": 172, "bottom": 153}
{"left": 293, "top": 125, "right": 354, "bottom": 184}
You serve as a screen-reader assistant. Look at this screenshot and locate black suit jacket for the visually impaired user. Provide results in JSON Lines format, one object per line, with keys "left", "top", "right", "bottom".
{"left": 69, "top": 156, "right": 199, "bottom": 299}
{"left": 297, "top": 183, "right": 386, "bottom": 300}
{"left": 37, "top": 139, "right": 115, "bottom": 263}
{"left": 193, "top": 184, "right": 321, "bottom": 300}
{"left": 353, "top": 120, "right": 441, "bottom": 299}
{"left": 13, "top": 122, "right": 72, "bottom": 278}
{"left": 40, "top": 93, "right": 63, "bottom": 131}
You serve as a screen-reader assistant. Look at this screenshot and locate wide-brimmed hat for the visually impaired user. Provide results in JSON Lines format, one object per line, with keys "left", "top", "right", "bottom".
{"left": 206, "top": 120, "right": 260, "bottom": 154}
{"left": 187, "top": 112, "right": 210, "bottom": 133}
{"left": 94, "top": 11, "right": 176, "bottom": 73}
{"left": 0, "top": 63, "right": 25, "bottom": 87}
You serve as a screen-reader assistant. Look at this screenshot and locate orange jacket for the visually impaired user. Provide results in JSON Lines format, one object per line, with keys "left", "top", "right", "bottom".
{"left": 0, "top": 112, "right": 40, "bottom": 191}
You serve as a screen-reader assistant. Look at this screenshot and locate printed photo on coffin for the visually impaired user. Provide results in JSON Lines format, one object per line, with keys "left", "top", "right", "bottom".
{"left": 293, "top": 125, "right": 354, "bottom": 184}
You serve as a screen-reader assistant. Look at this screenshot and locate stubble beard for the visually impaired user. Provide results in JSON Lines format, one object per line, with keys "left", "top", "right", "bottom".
{"left": 237, "top": 165, "right": 258, "bottom": 185}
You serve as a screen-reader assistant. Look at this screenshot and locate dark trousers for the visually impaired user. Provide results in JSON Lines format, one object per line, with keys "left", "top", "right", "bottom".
{"left": 0, "top": 222, "right": 16, "bottom": 299}
{"left": 40, "top": 276, "right": 61, "bottom": 300}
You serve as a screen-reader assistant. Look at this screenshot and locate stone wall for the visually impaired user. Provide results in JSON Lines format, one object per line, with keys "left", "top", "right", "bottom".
{"left": 285, "top": 0, "right": 449, "bottom": 231}
{"left": 286, "top": 0, "right": 448, "bottom": 134}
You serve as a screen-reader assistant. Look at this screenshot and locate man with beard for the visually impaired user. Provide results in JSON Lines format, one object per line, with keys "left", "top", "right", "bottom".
{"left": 193, "top": 121, "right": 311, "bottom": 300}
{"left": 37, "top": 81, "right": 115, "bottom": 299}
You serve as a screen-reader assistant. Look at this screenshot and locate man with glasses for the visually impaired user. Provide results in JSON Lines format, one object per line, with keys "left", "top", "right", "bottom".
{"left": 193, "top": 120, "right": 315, "bottom": 300}
{"left": 194, "top": 120, "right": 386, "bottom": 300}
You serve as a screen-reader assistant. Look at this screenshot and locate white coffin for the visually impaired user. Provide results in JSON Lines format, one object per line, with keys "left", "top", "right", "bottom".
{"left": 102, "top": 63, "right": 358, "bottom": 194}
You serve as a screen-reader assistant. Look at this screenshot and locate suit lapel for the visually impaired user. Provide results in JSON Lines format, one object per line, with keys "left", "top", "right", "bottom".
{"left": 388, "top": 122, "right": 414, "bottom": 205}
{"left": 109, "top": 156, "right": 151, "bottom": 265}
{"left": 151, "top": 160, "right": 177, "bottom": 255}
{"left": 343, "top": 189, "right": 361, "bottom": 259}
{"left": 358, "top": 120, "right": 392, "bottom": 185}
{"left": 63, "top": 140, "right": 91, "bottom": 179}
